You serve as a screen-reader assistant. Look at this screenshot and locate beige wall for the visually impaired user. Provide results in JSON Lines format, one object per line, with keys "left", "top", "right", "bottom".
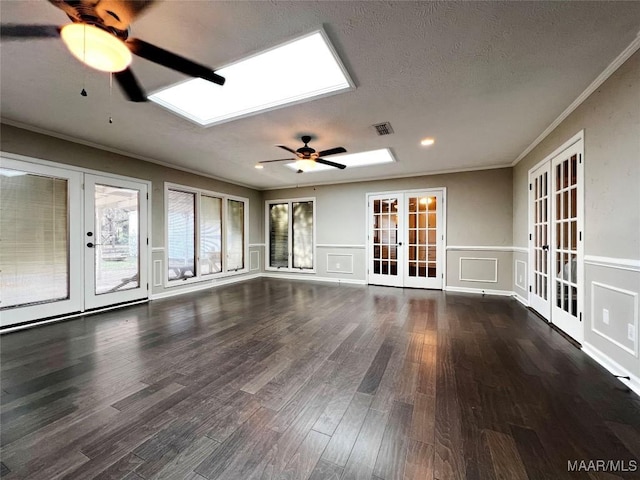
{"left": 513, "top": 51, "right": 640, "bottom": 380}
{"left": 513, "top": 51, "right": 640, "bottom": 256}
{"left": 263, "top": 167, "right": 514, "bottom": 290}
{"left": 1, "top": 124, "right": 264, "bottom": 297}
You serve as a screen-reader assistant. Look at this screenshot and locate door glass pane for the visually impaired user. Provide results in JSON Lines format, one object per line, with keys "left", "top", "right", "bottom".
{"left": 200, "top": 195, "right": 222, "bottom": 275}
{"left": 167, "top": 190, "right": 196, "bottom": 281}
{"left": 1, "top": 171, "right": 69, "bottom": 308}
{"left": 94, "top": 184, "right": 139, "bottom": 295}
{"left": 292, "top": 201, "right": 313, "bottom": 269}
{"left": 227, "top": 200, "right": 245, "bottom": 271}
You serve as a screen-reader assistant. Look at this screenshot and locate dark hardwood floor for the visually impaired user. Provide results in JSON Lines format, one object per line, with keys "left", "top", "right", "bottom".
{"left": 1, "top": 278, "right": 639, "bottom": 479}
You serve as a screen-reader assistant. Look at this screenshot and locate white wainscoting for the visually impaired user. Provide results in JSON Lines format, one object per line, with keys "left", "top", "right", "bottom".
{"left": 515, "top": 259, "right": 527, "bottom": 291}
{"left": 591, "top": 281, "right": 638, "bottom": 357}
{"left": 250, "top": 250, "right": 260, "bottom": 271}
{"left": 584, "top": 255, "right": 640, "bottom": 273}
{"left": 459, "top": 257, "right": 498, "bottom": 283}
{"left": 326, "top": 253, "right": 354, "bottom": 274}
{"left": 153, "top": 260, "right": 163, "bottom": 287}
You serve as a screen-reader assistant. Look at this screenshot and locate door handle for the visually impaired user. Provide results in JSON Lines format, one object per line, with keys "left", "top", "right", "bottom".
{"left": 542, "top": 245, "right": 549, "bottom": 251}
{"left": 398, "top": 242, "right": 403, "bottom": 246}
{"left": 87, "top": 242, "right": 101, "bottom": 248}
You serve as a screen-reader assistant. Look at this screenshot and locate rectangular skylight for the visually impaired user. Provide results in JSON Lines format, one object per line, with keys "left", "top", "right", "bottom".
{"left": 149, "top": 30, "right": 354, "bottom": 126}
{"left": 284, "top": 148, "right": 396, "bottom": 173}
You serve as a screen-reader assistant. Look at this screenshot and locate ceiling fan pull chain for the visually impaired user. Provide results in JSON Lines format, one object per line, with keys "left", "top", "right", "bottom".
{"left": 80, "top": 23, "right": 88, "bottom": 98}
{"left": 108, "top": 73, "right": 113, "bottom": 124}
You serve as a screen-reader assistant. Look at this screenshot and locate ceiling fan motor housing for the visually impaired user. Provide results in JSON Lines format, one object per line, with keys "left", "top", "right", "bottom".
{"left": 297, "top": 135, "right": 316, "bottom": 158}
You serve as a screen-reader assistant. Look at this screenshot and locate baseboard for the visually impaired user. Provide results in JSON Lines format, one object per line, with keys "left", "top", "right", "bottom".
{"left": 150, "top": 273, "right": 262, "bottom": 300}
{"left": 0, "top": 299, "right": 149, "bottom": 334}
{"left": 444, "top": 286, "right": 514, "bottom": 297}
{"left": 513, "top": 292, "right": 529, "bottom": 307}
{"left": 582, "top": 342, "right": 640, "bottom": 398}
{"left": 261, "top": 272, "right": 366, "bottom": 285}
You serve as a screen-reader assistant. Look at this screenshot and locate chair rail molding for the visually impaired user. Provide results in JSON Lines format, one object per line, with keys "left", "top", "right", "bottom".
{"left": 584, "top": 255, "right": 640, "bottom": 272}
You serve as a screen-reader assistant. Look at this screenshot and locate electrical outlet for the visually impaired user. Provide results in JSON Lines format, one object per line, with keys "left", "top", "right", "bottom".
{"left": 602, "top": 308, "right": 609, "bottom": 325}
{"left": 628, "top": 324, "right": 636, "bottom": 341}
{"left": 519, "top": 275, "right": 523, "bottom": 284}
{"left": 335, "top": 263, "right": 341, "bottom": 270}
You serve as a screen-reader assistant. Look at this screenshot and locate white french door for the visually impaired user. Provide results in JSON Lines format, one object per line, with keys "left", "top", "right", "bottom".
{"left": 550, "top": 144, "right": 583, "bottom": 343}
{"left": 0, "top": 158, "right": 83, "bottom": 326}
{"left": 528, "top": 138, "right": 583, "bottom": 343}
{"left": 367, "top": 190, "right": 444, "bottom": 289}
{"left": 368, "top": 194, "right": 403, "bottom": 287}
{"left": 529, "top": 162, "right": 551, "bottom": 318}
{"left": 1, "top": 154, "right": 150, "bottom": 328}
{"left": 84, "top": 175, "right": 148, "bottom": 310}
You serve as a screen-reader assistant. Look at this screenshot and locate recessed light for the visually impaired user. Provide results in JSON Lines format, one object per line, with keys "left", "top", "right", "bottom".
{"left": 420, "top": 137, "right": 435, "bottom": 146}
{"left": 254, "top": 164, "right": 264, "bottom": 169}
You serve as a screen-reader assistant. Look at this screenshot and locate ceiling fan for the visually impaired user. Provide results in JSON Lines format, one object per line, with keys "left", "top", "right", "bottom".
{"left": 260, "top": 136, "right": 347, "bottom": 173}
{"left": 0, "top": 0, "right": 225, "bottom": 102}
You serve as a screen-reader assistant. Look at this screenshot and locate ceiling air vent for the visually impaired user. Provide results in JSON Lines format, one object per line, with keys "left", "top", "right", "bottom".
{"left": 372, "top": 122, "right": 394, "bottom": 136}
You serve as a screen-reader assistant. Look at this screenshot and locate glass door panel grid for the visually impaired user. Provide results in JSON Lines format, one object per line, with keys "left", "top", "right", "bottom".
{"left": 372, "top": 198, "right": 398, "bottom": 276}
{"left": 533, "top": 172, "right": 549, "bottom": 300}
{"left": 554, "top": 155, "right": 578, "bottom": 317}
{"left": 407, "top": 196, "right": 437, "bottom": 278}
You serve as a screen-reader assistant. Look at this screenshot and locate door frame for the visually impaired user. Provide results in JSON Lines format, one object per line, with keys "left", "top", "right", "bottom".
{"left": 366, "top": 187, "right": 447, "bottom": 289}
{"left": 526, "top": 130, "right": 584, "bottom": 343}
{"left": 84, "top": 174, "right": 150, "bottom": 310}
{"left": 0, "top": 152, "right": 152, "bottom": 328}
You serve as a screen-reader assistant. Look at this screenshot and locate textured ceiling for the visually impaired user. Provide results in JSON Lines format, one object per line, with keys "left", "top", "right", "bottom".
{"left": 1, "top": 1, "right": 639, "bottom": 189}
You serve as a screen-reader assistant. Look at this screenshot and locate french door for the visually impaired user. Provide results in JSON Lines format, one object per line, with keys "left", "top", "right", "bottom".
{"left": 1, "top": 155, "right": 149, "bottom": 328}
{"left": 528, "top": 139, "right": 583, "bottom": 343}
{"left": 84, "top": 175, "right": 148, "bottom": 310}
{"left": 367, "top": 190, "right": 444, "bottom": 289}
{"left": 0, "top": 158, "right": 83, "bottom": 326}
{"left": 529, "top": 162, "right": 551, "bottom": 318}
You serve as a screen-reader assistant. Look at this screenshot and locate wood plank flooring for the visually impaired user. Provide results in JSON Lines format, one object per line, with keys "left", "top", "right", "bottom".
{"left": 1, "top": 278, "right": 639, "bottom": 479}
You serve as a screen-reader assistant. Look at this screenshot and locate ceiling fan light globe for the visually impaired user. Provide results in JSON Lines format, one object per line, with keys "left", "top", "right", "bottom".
{"left": 295, "top": 159, "right": 317, "bottom": 172}
{"left": 61, "top": 23, "right": 132, "bottom": 73}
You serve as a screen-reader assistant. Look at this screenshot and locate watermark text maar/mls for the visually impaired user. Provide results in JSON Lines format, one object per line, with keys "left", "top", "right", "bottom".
{"left": 568, "top": 459, "right": 637, "bottom": 472}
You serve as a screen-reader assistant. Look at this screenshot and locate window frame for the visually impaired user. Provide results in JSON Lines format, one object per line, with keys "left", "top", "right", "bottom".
{"left": 265, "top": 197, "right": 316, "bottom": 273}
{"left": 164, "top": 183, "right": 248, "bottom": 287}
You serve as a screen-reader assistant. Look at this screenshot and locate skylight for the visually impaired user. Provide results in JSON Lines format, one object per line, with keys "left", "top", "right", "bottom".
{"left": 149, "top": 30, "right": 354, "bottom": 126}
{"left": 284, "top": 148, "right": 396, "bottom": 173}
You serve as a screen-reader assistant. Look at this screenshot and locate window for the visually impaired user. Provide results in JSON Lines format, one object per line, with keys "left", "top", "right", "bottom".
{"left": 166, "top": 184, "right": 248, "bottom": 284}
{"left": 266, "top": 198, "right": 315, "bottom": 271}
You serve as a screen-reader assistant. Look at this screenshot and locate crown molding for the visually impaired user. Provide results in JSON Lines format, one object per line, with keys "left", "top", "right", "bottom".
{"left": 512, "top": 32, "right": 640, "bottom": 166}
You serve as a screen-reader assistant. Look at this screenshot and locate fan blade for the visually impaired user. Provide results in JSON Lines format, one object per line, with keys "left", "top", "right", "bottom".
{"left": 0, "top": 24, "right": 60, "bottom": 39}
{"left": 114, "top": 68, "right": 147, "bottom": 102}
{"left": 317, "top": 147, "right": 346, "bottom": 157}
{"left": 316, "top": 158, "right": 346, "bottom": 169}
{"left": 259, "top": 158, "right": 296, "bottom": 164}
{"left": 277, "top": 145, "right": 299, "bottom": 155}
{"left": 126, "top": 38, "right": 225, "bottom": 85}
